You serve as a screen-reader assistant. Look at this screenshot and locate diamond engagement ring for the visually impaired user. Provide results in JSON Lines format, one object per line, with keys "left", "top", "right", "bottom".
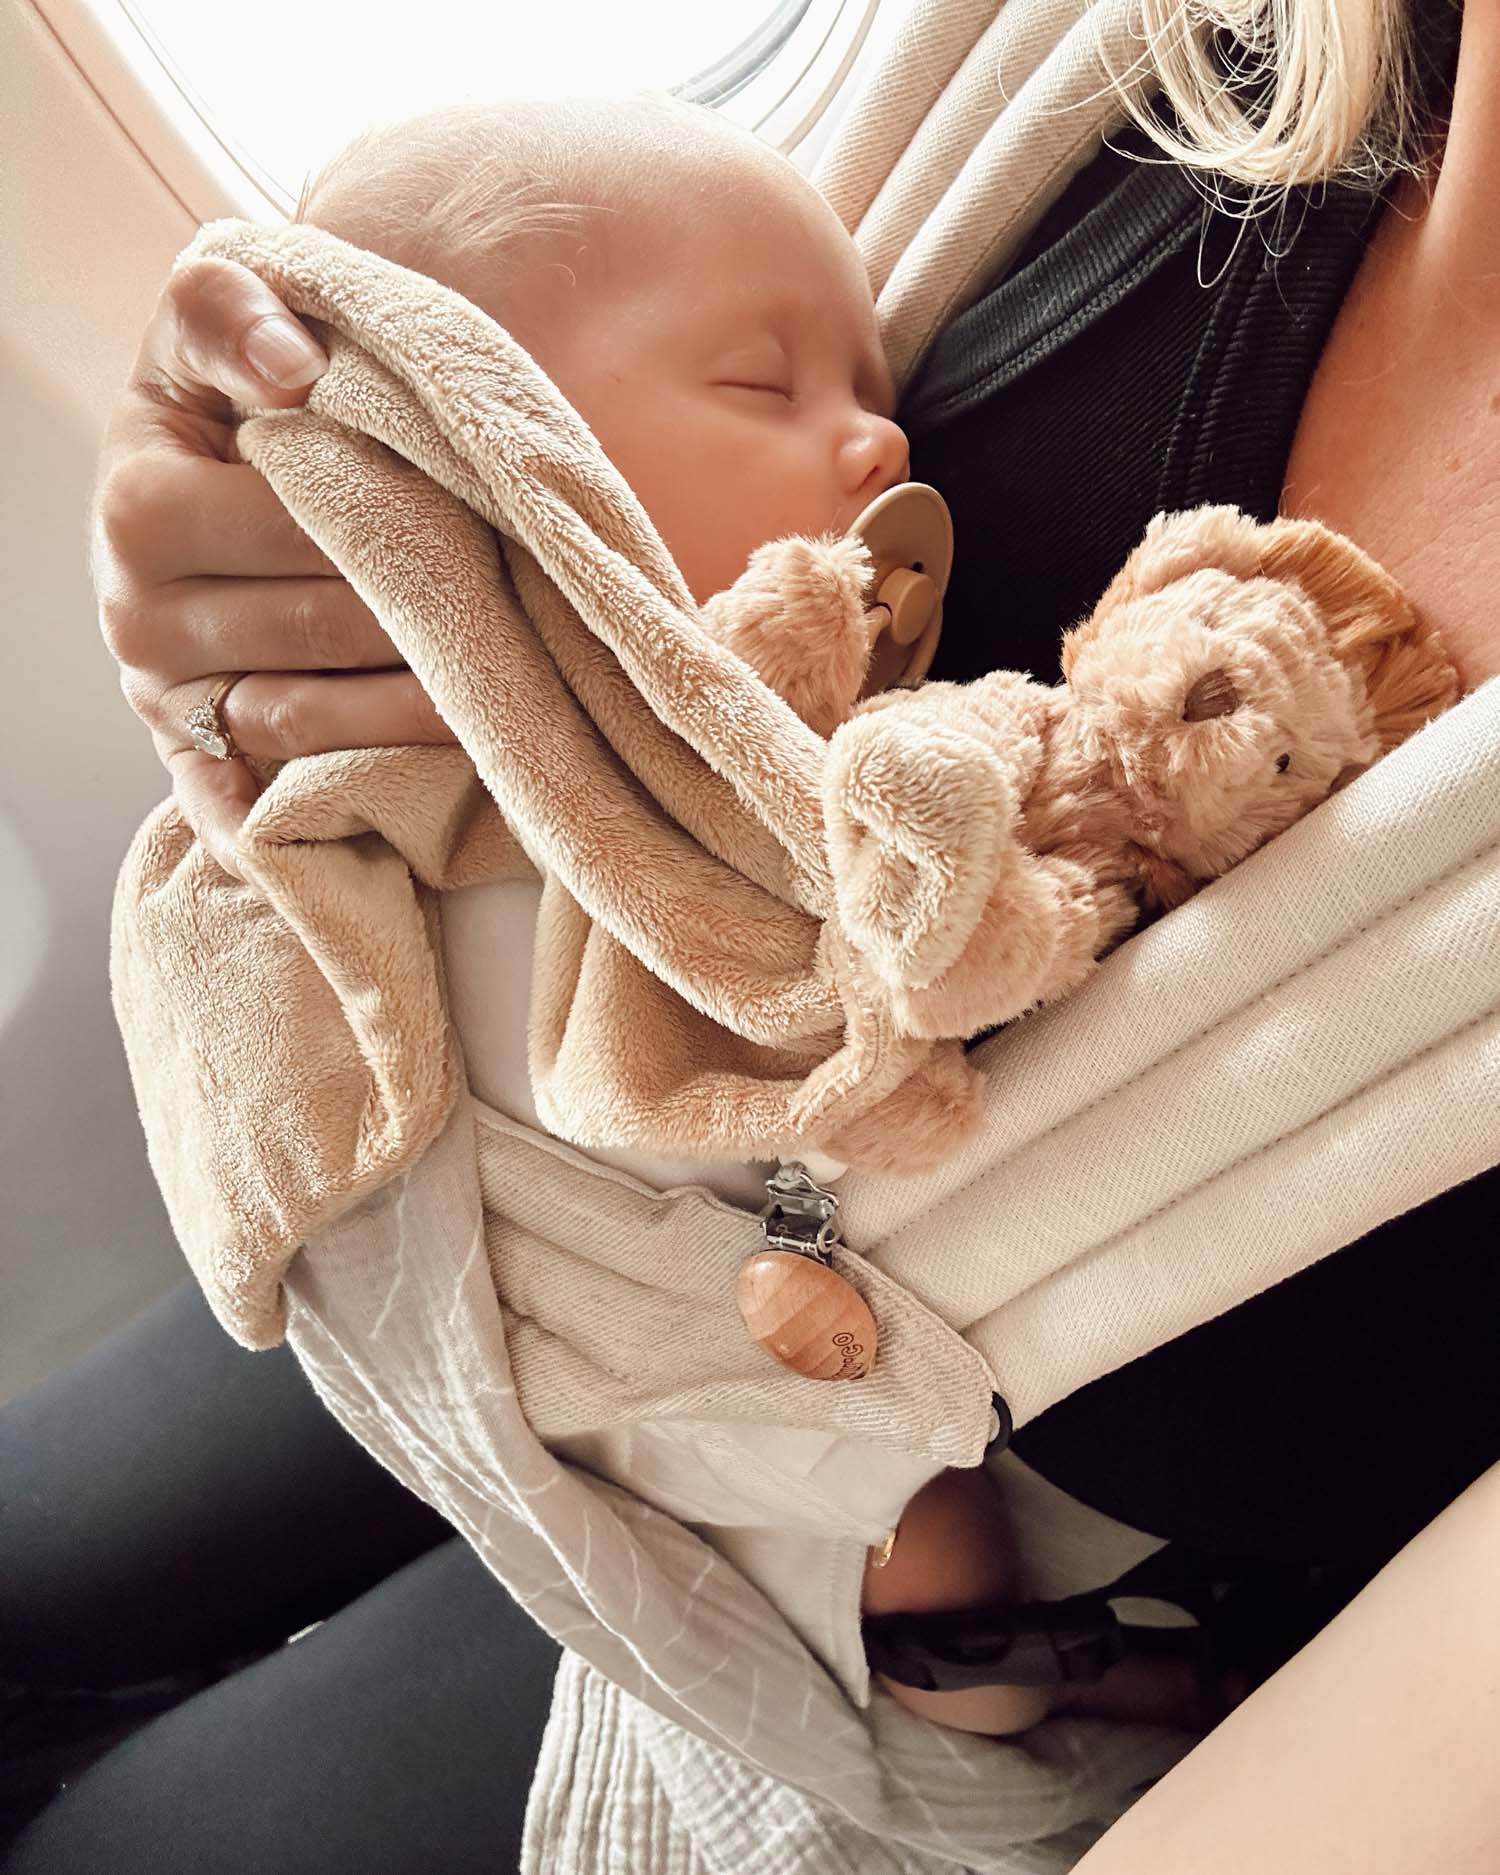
{"left": 185, "top": 674, "right": 247, "bottom": 760}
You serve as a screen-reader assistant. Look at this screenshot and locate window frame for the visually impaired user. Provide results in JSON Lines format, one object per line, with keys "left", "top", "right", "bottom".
{"left": 35, "top": 0, "right": 899, "bottom": 221}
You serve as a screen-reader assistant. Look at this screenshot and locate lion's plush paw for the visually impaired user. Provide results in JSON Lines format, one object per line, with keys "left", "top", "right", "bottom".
{"left": 885, "top": 850, "right": 1110, "bottom": 1038}
{"left": 822, "top": 1042, "right": 983, "bottom": 1171}
{"left": 823, "top": 704, "right": 1016, "bottom": 993}
{"left": 701, "top": 534, "right": 876, "bottom": 735}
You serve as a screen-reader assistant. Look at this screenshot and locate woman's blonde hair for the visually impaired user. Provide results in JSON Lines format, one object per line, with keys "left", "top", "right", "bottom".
{"left": 1114, "top": 0, "right": 1424, "bottom": 191}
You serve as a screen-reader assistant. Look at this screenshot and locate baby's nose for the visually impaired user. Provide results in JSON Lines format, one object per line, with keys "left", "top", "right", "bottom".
{"left": 841, "top": 413, "right": 909, "bottom": 501}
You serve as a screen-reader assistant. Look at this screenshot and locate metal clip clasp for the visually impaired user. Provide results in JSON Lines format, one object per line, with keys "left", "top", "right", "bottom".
{"left": 760, "top": 1161, "right": 843, "bottom": 1264}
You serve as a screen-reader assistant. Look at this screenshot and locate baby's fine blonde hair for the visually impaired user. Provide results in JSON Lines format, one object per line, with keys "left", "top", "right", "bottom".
{"left": 294, "top": 95, "right": 781, "bottom": 305}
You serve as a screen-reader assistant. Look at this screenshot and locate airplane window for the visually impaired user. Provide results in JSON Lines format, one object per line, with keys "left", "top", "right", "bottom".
{"left": 92, "top": 0, "right": 887, "bottom": 213}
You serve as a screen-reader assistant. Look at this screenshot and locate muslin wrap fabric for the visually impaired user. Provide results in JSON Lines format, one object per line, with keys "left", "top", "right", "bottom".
{"left": 105, "top": 0, "right": 1499, "bottom": 1868}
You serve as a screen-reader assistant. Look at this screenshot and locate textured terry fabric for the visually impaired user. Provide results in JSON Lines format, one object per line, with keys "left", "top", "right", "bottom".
{"left": 109, "top": 219, "right": 1009, "bottom": 1351}
{"left": 438, "top": 874, "right": 775, "bottom": 1207}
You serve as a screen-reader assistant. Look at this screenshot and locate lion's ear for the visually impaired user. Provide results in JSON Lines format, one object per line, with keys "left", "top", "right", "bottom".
{"left": 1062, "top": 507, "right": 1266, "bottom": 677}
{"left": 1255, "top": 518, "right": 1458, "bottom": 751}
{"left": 1257, "top": 517, "right": 1409, "bottom": 644}
{"left": 1182, "top": 667, "right": 1240, "bottom": 721}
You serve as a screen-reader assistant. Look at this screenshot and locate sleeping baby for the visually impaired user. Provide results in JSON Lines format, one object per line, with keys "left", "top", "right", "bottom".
{"left": 291, "top": 94, "right": 1441, "bottom": 1738}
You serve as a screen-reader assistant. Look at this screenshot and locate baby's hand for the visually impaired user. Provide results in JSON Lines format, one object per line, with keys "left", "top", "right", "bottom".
{"left": 699, "top": 535, "right": 876, "bottom": 736}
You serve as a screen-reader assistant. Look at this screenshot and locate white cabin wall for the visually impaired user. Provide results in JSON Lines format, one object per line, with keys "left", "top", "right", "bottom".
{"left": 2, "top": 0, "right": 197, "bottom": 1399}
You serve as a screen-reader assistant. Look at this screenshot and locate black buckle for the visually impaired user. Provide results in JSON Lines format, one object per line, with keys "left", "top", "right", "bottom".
{"left": 862, "top": 1591, "right": 1126, "bottom": 1692}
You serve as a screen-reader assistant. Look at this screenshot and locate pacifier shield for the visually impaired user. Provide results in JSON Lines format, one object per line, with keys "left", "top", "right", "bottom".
{"left": 850, "top": 482, "right": 954, "bottom": 691}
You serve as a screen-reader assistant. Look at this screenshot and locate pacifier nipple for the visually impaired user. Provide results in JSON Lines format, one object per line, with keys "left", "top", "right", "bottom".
{"left": 849, "top": 482, "right": 954, "bottom": 692}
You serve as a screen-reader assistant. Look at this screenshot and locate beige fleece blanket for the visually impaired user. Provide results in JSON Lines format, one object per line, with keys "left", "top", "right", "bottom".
{"left": 111, "top": 218, "right": 985, "bottom": 1351}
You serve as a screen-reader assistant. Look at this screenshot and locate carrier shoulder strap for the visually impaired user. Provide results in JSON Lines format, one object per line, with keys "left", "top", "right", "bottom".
{"left": 815, "top": 0, "right": 1151, "bottom": 386}
{"left": 815, "top": 0, "right": 1499, "bottom": 1432}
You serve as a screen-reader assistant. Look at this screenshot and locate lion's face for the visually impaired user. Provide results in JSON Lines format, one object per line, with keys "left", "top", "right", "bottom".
{"left": 1065, "top": 567, "right": 1378, "bottom": 882}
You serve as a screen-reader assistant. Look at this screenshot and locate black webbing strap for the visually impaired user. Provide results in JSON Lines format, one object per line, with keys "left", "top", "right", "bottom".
{"left": 863, "top": 1539, "right": 1371, "bottom": 1696}
{"left": 861, "top": 1591, "right": 1126, "bottom": 1692}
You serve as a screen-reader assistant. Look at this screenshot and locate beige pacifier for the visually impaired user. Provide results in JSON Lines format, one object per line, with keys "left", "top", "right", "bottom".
{"left": 851, "top": 481, "right": 954, "bottom": 697}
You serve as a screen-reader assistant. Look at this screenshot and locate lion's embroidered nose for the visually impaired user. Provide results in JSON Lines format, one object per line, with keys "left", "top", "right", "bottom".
{"left": 1183, "top": 668, "right": 1240, "bottom": 720}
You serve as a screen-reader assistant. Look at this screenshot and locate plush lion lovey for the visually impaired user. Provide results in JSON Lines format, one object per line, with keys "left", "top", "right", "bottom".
{"left": 704, "top": 504, "right": 1457, "bottom": 1163}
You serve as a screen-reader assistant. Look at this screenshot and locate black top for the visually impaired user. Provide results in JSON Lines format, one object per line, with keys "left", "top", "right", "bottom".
{"left": 898, "top": 95, "right": 1498, "bottom": 1589}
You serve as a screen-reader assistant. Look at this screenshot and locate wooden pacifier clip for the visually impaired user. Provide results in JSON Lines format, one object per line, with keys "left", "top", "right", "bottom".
{"left": 735, "top": 1162, "right": 878, "bottom": 1382}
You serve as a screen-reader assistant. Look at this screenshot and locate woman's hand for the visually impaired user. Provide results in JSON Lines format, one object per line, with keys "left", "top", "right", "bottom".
{"left": 93, "top": 256, "right": 457, "bottom": 877}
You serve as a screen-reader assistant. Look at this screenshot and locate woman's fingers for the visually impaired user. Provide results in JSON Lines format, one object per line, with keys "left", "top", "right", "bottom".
{"left": 163, "top": 744, "right": 266, "bottom": 882}
{"left": 111, "top": 576, "right": 400, "bottom": 688}
{"left": 112, "top": 257, "right": 327, "bottom": 453}
{"left": 170, "top": 669, "right": 457, "bottom": 764}
{"left": 96, "top": 456, "right": 341, "bottom": 587}
{"left": 158, "top": 671, "right": 458, "bottom": 877}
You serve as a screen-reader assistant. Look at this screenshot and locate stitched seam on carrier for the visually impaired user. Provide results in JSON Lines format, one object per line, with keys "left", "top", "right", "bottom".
{"left": 879, "top": 832, "right": 1500, "bottom": 1249}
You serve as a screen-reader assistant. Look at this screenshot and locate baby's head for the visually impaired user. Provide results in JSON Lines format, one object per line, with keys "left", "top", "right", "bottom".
{"left": 298, "top": 97, "right": 908, "bottom": 602}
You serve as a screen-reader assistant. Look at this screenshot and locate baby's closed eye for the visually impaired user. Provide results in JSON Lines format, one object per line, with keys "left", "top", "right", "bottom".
{"left": 716, "top": 380, "right": 795, "bottom": 402}
{"left": 711, "top": 345, "right": 794, "bottom": 401}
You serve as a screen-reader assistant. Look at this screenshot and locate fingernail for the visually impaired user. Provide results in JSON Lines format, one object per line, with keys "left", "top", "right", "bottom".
{"left": 244, "top": 317, "right": 327, "bottom": 389}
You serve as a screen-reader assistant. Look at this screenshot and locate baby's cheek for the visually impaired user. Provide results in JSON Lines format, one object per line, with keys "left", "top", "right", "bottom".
{"left": 622, "top": 449, "right": 788, "bottom": 601}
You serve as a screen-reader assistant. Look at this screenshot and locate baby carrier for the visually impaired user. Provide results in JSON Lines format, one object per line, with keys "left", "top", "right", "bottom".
{"left": 111, "top": 0, "right": 1500, "bottom": 1867}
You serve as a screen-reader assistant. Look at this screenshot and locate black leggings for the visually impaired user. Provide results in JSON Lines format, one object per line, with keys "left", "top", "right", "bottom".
{"left": 0, "top": 1280, "right": 560, "bottom": 1873}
